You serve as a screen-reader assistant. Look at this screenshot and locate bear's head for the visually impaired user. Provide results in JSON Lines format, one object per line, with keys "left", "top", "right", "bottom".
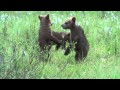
{"left": 38, "top": 14, "right": 52, "bottom": 27}
{"left": 61, "top": 17, "right": 76, "bottom": 29}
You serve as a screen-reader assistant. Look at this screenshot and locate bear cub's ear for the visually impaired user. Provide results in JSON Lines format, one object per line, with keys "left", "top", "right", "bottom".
{"left": 72, "top": 17, "right": 76, "bottom": 23}
{"left": 38, "top": 15, "right": 42, "bottom": 20}
{"left": 46, "top": 14, "right": 49, "bottom": 20}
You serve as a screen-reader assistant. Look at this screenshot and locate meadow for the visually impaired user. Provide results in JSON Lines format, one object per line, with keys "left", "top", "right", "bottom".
{"left": 0, "top": 11, "right": 120, "bottom": 79}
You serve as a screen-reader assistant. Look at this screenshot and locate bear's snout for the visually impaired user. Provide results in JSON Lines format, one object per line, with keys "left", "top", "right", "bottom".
{"left": 61, "top": 24, "right": 65, "bottom": 29}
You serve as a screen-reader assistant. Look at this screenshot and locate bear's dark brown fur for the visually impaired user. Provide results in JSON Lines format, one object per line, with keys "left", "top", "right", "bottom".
{"left": 38, "top": 14, "right": 70, "bottom": 59}
{"left": 38, "top": 14, "right": 62, "bottom": 56}
{"left": 61, "top": 17, "right": 89, "bottom": 61}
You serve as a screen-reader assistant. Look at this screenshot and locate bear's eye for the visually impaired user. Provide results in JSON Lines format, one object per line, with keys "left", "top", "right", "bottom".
{"left": 65, "top": 22, "right": 68, "bottom": 24}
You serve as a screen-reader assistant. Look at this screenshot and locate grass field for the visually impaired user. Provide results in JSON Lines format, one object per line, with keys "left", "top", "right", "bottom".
{"left": 0, "top": 11, "right": 120, "bottom": 79}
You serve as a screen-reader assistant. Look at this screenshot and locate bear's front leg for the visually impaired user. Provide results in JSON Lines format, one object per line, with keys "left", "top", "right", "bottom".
{"left": 64, "top": 45, "right": 72, "bottom": 55}
{"left": 51, "top": 35, "right": 62, "bottom": 45}
{"left": 55, "top": 44, "right": 61, "bottom": 50}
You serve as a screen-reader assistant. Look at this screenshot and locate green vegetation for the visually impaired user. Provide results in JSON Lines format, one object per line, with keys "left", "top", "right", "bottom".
{"left": 0, "top": 11, "right": 120, "bottom": 79}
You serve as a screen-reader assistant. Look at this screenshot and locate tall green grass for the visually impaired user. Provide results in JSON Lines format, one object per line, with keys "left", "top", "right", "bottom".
{"left": 0, "top": 11, "right": 120, "bottom": 79}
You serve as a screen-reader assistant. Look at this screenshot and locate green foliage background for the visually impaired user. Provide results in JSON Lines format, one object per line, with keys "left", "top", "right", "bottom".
{"left": 0, "top": 11, "right": 120, "bottom": 79}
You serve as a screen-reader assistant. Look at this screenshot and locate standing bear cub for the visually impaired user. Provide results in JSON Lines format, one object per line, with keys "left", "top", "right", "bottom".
{"left": 61, "top": 17, "right": 89, "bottom": 61}
{"left": 38, "top": 14, "right": 62, "bottom": 56}
{"left": 38, "top": 14, "right": 70, "bottom": 58}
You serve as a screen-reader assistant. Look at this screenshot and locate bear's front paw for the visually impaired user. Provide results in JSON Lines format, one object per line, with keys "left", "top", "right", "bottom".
{"left": 64, "top": 48, "right": 70, "bottom": 55}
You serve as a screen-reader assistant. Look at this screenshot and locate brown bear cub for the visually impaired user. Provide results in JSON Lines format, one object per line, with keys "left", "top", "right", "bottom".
{"left": 38, "top": 14, "right": 62, "bottom": 56}
{"left": 38, "top": 14, "right": 70, "bottom": 58}
{"left": 61, "top": 17, "right": 89, "bottom": 61}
